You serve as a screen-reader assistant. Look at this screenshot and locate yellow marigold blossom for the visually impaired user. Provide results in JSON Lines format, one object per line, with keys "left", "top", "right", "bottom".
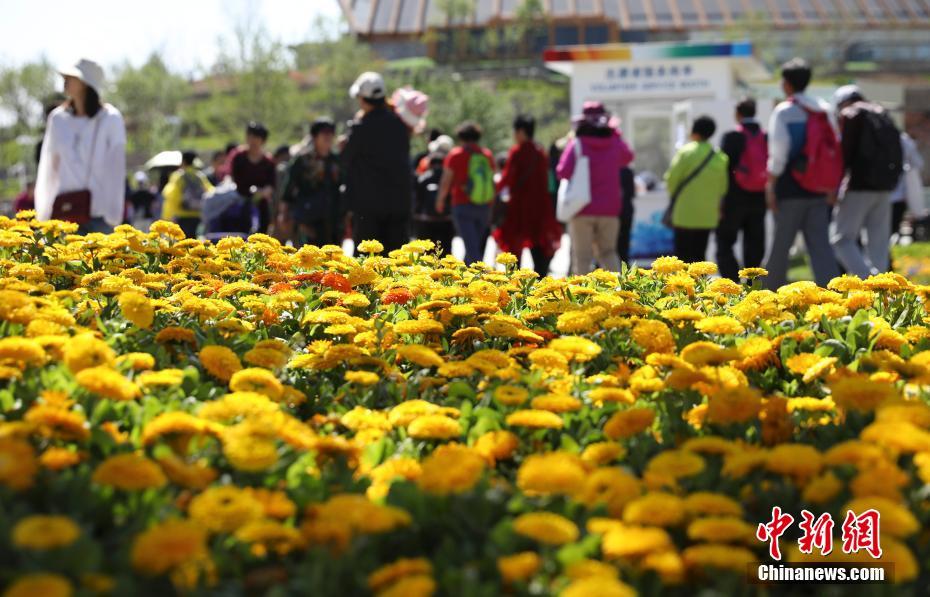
{"left": 601, "top": 523, "right": 673, "bottom": 558}
{"left": 233, "top": 518, "right": 303, "bottom": 557}
{"left": 12, "top": 515, "right": 80, "bottom": 550}
{"left": 3, "top": 573, "right": 73, "bottom": 597}
{"left": 577, "top": 468, "right": 641, "bottom": 515}
{"left": 357, "top": 239, "right": 384, "bottom": 254}
{"left": 243, "top": 347, "right": 289, "bottom": 370}
{"left": 548, "top": 336, "right": 602, "bottom": 362}
{"left": 505, "top": 409, "right": 564, "bottom": 430}
{"left": 137, "top": 368, "right": 185, "bottom": 388}
{"left": 417, "top": 443, "right": 485, "bottom": 495}
{"left": 116, "top": 352, "right": 156, "bottom": 371}
{"left": 565, "top": 559, "right": 619, "bottom": 581}
{"left": 345, "top": 370, "right": 380, "bottom": 386}
{"left": 517, "top": 451, "right": 586, "bottom": 496}
{"left": 40, "top": 447, "right": 84, "bottom": 471}
{"left": 396, "top": 344, "right": 444, "bottom": 368}
{"left": 645, "top": 450, "right": 705, "bottom": 481}
{"left": 142, "top": 412, "right": 217, "bottom": 445}
{"left": 407, "top": 414, "right": 461, "bottom": 440}
{"left": 394, "top": 319, "right": 444, "bottom": 335}
{"left": 92, "top": 453, "right": 166, "bottom": 490}
{"left": 688, "top": 261, "right": 718, "bottom": 277}
{"left": 683, "top": 492, "right": 744, "bottom": 517}
{"left": 497, "top": 551, "right": 540, "bottom": 583}
{"left": 827, "top": 274, "right": 865, "bottom": 292}
{"left": 156, "top": 455, "right": 218, "bottom": 490}
{"left": 512, "top": 511, "right": 578, "bottom": 545}
{"left": 829, "top": 376, "right": 897, "bottom": 412}
{"left": 63, "top": 333, "right": 115, "bottom": 373}
{"left": 0, "top": 336, "right": 46, "bottom": 367}
{"left": 604, "top": 407, "right": 655, "bottom": 440}
{"left": 632, "top": 319, "right": 676, "bottom": 355}
{"left": 841, "top": 496, "right": 918, "bottom": 538}
{"left": 131, "top": 520, "right": 209, "bottom": 576}
{"left": 0, "top": 437, "right": 37, "bottom": 491}
{"left": 368, "top": 557, "right": 432, "bottom": 593}
{"left": 660, "top": 306, "right": 704, "bottom": 322}
{"left": 686, "top": 516, "right": 754, "bottom": 543}
{"left": 801, "top": 471, "right": 844, "bottom": 504}
{"left": 376, "top": 574, "right": 436, "bottom": 597}
{"left": 589, "top": 387, "right": 635, "bottom": 405}
{"left": 492, "top": 385, "right": 529, "bottom": 406}
{"left": 76, "top": 366, "right": 141, "bottom": 401}
{"left": 188, "top": 485, "right": 264, "bottom": 533}
{"left": 707, "top": 277, "right": 742, "bottom": 295}
{"left": 652, "top": 256, "right": 687, "bottom": 274}
{"left": 623, "top": 492, "right": 686, "bottom": 527}
{"left": 341, "top": 407, "right": 392, "bottom": 432}
{"left": 580, "top": 442, "right": 625, "bottom": 466}
{"left": 530, "top": 393, "right": 582, "bottom": 413}
{"left": 473, "top": 430, "right": 519, "bottom": 464}
{"left": 229, "top": 368, "right": 283, "bottom": 400}
{"left": 682, "top": 543, "right": 756, "bottom": 571}
{"left": 23, "top": 405, "right": 89, "bottom": 441}
{"left": 118, "top": 291, "right": 154, "bottom": 329}
{"left": 860, "top": 420, "right": 930, "bottom": 453}
{"left": 765, "top": 443, "right": 822, "bottom": 482}
{"left": 527, "top": 348, "right": 569, "bottom": 372}
{"left": 850, "top": 461, "right": 909, "bottom": 500}
{"left": 695, "top": 315, "right": 745, "bottom": 335}
{"left": 562, "top": 576, "right": 636, "bottom": 597}
{"left": 556, "top": 310, "right": 597, "bottom": 334}
{"left": 705, "top": 386, "right": 762, "bottom": 425}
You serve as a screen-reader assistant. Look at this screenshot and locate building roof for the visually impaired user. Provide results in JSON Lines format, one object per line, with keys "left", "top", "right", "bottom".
{"left": 338, "top": 0, "right": 930, "bottom": 35}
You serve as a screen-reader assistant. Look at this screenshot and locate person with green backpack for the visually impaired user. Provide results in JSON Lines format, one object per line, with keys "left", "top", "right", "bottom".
{"left": 436, "top": 122, "right": 497, "bottom": 264}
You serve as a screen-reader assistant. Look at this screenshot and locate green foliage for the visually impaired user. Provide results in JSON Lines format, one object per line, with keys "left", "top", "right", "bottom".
{"left": 0, "top": 58, "right": 57, "bottom": 133}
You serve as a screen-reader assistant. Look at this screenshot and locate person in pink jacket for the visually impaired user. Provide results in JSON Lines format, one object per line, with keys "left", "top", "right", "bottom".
{"left": 557, "top": 102, "right": 635, "bottom": 274}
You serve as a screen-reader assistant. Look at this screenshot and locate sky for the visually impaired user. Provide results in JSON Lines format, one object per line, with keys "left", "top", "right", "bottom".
{"left": 0, "top": 0, "right": 344, "bottom": 75}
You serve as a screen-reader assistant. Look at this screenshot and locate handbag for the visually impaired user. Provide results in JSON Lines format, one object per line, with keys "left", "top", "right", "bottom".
{"left": 662, "top": 146, "right": 717, "bottom": 228}
{"left": 52, "top": 114, "right": 102, "bottom": 225}
{"left": 556, "top": 138, "right": 591, "bottom": 223}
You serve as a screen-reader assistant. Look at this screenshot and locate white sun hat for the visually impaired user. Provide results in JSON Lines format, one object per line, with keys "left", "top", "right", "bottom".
{"left": 58, "top": 58, "right": 105, "bottom": 95}
{"left": 349, "top": 71, "right": 386, "bottom": 101}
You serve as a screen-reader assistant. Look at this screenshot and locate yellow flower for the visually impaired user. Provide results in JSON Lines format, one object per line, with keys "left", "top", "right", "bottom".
{"left": 589, "top": 387, "right": 635, "bottom": 405}
{"left": 24, "top": 405, "right": 89, "bottom": 441}
{"left": 357, "top": 239, "right": 384, "bottom": 254}
{"left": 92, "top": 453, "right": 167, "bottom": 490}
{"left": 516, "top": 451, "right": 586, "bottom": 496}
{"left": 130, "top": 520, "right": 209, "bottom": 576}
{"left": 548, "top": 336, "right": 602, "bottom": 361}
{"left": 76, "top": 366, "right": 140, "bottom": 401}
{"left": 395, "top": 344, "right": 444, "bottom": 368}
{"left": 695, "top": 316, "right": 745, "bottom": 335}
{"left": 407, "top": 415, "right": 461, "bottom": 440}
{"left": 622, "top": 492, "right": 686, "bottom": 526}
{"left": 137, "top": 368, "right": 185, "bottom": 389}
{"left": 562, "top": 576, "right": 636, "bottom": 597}
{"left": 841, "top": 496, "right": 918, "bottom": 538}
{"left": 604, "top": 407, "right": 655, "bottom": 440}
{"left": 229, "top": 368, "right": 283, "bottom": 400}
{"left": 829, "top": 376, "right": 897, "bottom": 412}
{"left": 394, "top": 319, "right": 444, "bottom": 335}
{"left": 705, "top": 386, "right": 762, "bottom": 425}
{"left": 686, "top": 516, "right": 754, "bottom": 543}
{"left": 119, "top": 291, "right": 154, "bottom": 329}
{"left": 644, "top": 450, "right": 705, "bottom": 482}
{"left": 417, "top": 444, "right": 485, "bottom": 495}
{"left": 765, "top": 443, "right": 822, "bottom": 482}
{"left": 688, "top": 261, "right": 718, "bottom": 277}
{"left": 473, "top": 430, "right": 519, "bottom": 464}
{"left": 0, "top": 337, "right": 46, "bottom": 367}
{"left": 11, "top": 515, "right": 80, "bottom": 550}
{"left": 368, "top": 557, "right": 433, "bottom": 592}
{"left": 234, "top": 519, "right": 304, "bottom": 557}
{"left": 683, "top": 492, "right": 744, "bottom": 517}
{"left": 116, "top": 352, "right": 156, "bottom": 371}
{"left": 493, "top": 385, "right": 529, "bottom": 406}
{"left": 530, "top": 393, "right": 582, "bottom": 413}
{"left": 497, "top": 551, "right": 540, "bottom": 583}
{"left": 580, "top": 442, "right": 625, "bottom": 466}
{"left": 0, "top": 437, "right": 38, "bottom": 490}
{"left": 199, "top": 345, "right": 242, "bottom": 383}
{"left": 63, "top": 334, "right": 115, "bottom": 373}
{"left": 505, "top": 409, "right": 564, "bottom": 430}
{"left": 345, "top": 370, "right": 380, "bottom": 386}
{"left": 243, "top": 347, "right": 289, "bottom": 370}
{"left": 652, "top": 256, "right": 687, "bottom": 274}
{"left": 188, "top": 485, "right": 264, "bottom": 533}
{"left": 3, "top": 573, "right": 73, "bottom": 597}
{"left": 376, "top": 575, "right": 436, "bottom": 597}
{"left": 738, "top": 267, "right": 768, "bottom": 279}
{"left": 40, "top": 447, "right": 84, "bottom": 471}
{"left": 632, "top": 319, "right": 676, "bottom": 355}
{"left": 512, "top": 512, "right": 578, "bottom": 545}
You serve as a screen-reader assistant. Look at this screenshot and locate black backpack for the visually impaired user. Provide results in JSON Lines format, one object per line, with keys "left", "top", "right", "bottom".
{"left": 855, "top": 104, "right": 903, "bottom": 191}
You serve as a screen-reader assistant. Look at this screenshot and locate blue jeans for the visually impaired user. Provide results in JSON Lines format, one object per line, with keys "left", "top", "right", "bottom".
{"left": 452, "top": 203, "right": 491, "bottom": 264}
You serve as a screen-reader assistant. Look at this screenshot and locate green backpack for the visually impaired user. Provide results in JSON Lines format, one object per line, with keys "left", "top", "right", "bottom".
{"left": 464, "top": 148, "right": 495, "bottom": 205}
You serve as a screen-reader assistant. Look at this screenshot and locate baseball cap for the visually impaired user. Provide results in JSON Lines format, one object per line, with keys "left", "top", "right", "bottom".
{"left": 833, "top": 84, "right": 863, "bottom": 107}
{"left": 58, "top": 58, "right": 105, "bottom": 94}
{"left": 349, "top": 72, "right": 386, "bottom": 101}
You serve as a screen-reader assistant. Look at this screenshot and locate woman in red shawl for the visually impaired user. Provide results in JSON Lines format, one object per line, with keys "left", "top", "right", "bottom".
{"left": 493, "top": 115, "right": 562, "bottom": 276}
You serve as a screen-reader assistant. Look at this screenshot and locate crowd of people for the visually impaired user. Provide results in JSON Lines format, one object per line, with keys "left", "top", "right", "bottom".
{"left": 15, "top": 56, "right": 927, "bottom": 286}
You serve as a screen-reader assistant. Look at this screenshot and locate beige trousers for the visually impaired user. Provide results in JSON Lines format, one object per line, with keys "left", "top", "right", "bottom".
{"left": 568, "top": 215, "right": 622, "bottom": 274}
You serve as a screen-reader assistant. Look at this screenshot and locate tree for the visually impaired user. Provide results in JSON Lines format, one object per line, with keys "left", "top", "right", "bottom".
{"left": 0, "top": 59, "right": 56, "bottom": 134}
{"left": 111, "top": 53, "right": 188, "bottom": 160}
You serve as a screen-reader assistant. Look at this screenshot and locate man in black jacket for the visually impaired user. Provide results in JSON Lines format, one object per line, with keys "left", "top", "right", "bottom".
{"left": 341, "top": 72, "right": 412, "bottom": 253}
{"left": 716, "top": 98, "right": 768, "bottom": 281}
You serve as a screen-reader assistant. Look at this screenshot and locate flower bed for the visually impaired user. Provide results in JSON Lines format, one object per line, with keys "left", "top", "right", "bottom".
{"left": 0, "top": 214, "right": 927, "bottom": 596}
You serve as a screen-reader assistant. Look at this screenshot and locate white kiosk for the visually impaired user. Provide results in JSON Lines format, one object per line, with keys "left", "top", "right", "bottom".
{"left": 545, "top": 41, "right": 770, "bottom": 259}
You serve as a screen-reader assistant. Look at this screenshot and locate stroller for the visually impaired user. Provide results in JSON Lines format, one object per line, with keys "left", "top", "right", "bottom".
{"left": 201, "top": 182, "right": 257, "bottom": 242}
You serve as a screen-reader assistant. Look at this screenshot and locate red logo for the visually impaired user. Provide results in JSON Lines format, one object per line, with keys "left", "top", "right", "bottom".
{"left": 756, "top": 508, "right": 882, "bottom": 560}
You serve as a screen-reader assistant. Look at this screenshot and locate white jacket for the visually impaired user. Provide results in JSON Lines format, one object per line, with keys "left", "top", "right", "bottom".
{"left": 35, "top": 103, "right": 127, "bottom": 226}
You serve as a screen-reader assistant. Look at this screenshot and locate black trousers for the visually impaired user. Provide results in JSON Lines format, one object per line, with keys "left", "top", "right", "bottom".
{"left": 414, "top": 219, "right": 455, "bottom": 256}
{"left": 529, "top": 246, "right": 552, "bottom": 278}
{"left": 352, "top": 212, "right": 410, "bottom": 254}
{"left": 617, "top": 204, "right": 635, "bottom": 264}
{"left": 716, "top": 197, "right": 766, "bottom": 281}
{"left": 175, "top": 216, "right": 200, "bottom": 239}
{"left": 674, "top": 228, "right": 712, "bottom": 264}
{"left": 891, "top": 201, "right": 907, "bottom": 238}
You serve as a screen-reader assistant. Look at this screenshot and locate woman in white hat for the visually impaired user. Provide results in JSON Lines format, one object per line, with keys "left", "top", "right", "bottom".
{"left": 35, "top": 58, "right": 126, "bottom": 233}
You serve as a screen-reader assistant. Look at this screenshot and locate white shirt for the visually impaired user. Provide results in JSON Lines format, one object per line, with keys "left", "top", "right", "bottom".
{"left": 35, "top": 103, "right": 127, "bottom": 226}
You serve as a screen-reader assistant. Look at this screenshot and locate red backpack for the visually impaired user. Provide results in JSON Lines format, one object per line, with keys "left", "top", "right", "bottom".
{"left": 733, "top": 125, "right": 768, "bottom": 192}
{"left": 790, "top": 99, "right": 844, "bottom": 194}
